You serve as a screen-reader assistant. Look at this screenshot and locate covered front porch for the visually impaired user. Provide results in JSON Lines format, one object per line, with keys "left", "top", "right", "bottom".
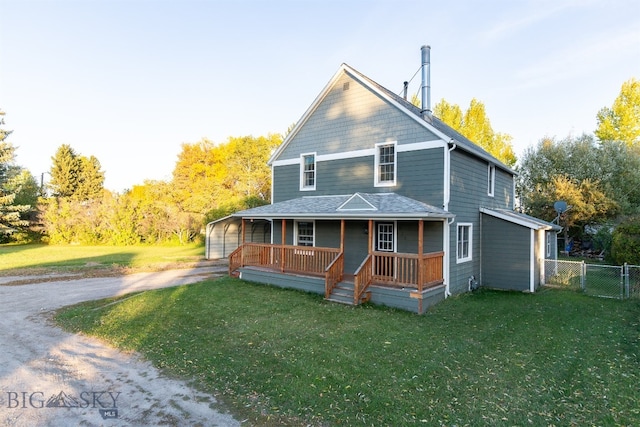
{"left": 228, "top": 193, "right": 454, "bottom": 314}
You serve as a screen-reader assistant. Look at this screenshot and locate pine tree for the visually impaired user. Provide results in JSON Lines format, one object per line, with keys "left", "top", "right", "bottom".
{"left": 0, "top": 110, "right": 30, "bottom": 237}
{"left": 50, "top": 144, "right": 80, "bottom": 198}
{"left": 49, "top": 145, "right": 104, "bottom": 200}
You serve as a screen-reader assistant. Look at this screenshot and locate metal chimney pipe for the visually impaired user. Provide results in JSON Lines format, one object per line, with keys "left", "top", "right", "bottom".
{"left": 421, "top": 45, "right": 431, "bottom": 118}
{"left": 403, "top": 81, "right": 408, "bottom": 100}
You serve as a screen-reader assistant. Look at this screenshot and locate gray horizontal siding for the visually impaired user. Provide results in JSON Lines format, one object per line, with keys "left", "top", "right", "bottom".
{"left": 481, "top": 214, "right": 531, "bottom": 291}
{"left": 278, "top": 72, "right": 440, "bottom": 161}
{"left": 368, "top": 284, "right": 446, "bottom": 314}
{"left": 273, "top": 148, "right": 445, "bottom": 206}
{"left": 238, "top": 267, "right": 446, "bottom": 314}
{"left": 239, "top": 268, "right": 325, "bottom": 294}
{"left": 447, "top": 149, "right": 516, "bottom": 294}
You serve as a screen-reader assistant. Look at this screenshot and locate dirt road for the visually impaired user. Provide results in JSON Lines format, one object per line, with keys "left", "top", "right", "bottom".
{"left": 0, "top": 264, "right": 241, "bottom": 427}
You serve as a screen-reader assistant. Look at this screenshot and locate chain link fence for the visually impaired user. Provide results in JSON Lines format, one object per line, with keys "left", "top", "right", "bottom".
{"left": 544, "top": 260, "right": 640, "bottom": 300}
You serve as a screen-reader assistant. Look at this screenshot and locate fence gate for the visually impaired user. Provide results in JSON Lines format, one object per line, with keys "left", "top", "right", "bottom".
{"left": 544, "top": 260, "right": 640, "bottom": 300}
{"left": 584, "top": 264, "right": 623, "bottom": 299}
{"left": 628, "top": 264, "right": 640, "bottom": 299}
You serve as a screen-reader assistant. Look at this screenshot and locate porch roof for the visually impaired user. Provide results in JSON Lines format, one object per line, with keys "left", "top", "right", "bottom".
{"left": 480, "top": 207, "right": 562, "bottom": 231}
{"left": 234, "top": 192, "right": 454, "bottom": 220}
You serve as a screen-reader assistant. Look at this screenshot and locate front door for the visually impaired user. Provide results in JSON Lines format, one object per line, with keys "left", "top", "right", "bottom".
{"left": 375, "top": 222, "right": 395, "bottom": 278}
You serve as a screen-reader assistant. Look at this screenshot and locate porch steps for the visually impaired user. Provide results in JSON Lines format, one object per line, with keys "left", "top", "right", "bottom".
{"left": 326, "top": 281, "right": 371, "bottom": 306}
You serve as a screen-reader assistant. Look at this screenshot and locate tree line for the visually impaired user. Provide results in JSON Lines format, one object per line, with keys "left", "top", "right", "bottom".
{"left": 0, "top": 78, "right": 638, "bottom": 262}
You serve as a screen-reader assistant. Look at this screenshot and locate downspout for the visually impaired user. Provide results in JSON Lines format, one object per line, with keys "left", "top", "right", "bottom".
{"left": 529, "top": 229, "right": 535, "bottom": 293}
{"left": 443, "top": 142, "right": 456, "bottom": 297}
{"left": 444, "top": 141, "right": 456, "bottom": 211}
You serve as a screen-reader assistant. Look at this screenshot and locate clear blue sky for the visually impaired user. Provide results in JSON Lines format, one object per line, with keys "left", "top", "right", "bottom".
{"left": 1, "top": 0, "right": 639, "bottom": 192}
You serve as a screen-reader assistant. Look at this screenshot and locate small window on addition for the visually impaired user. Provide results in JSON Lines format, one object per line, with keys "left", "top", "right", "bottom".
{"left": 488, "top": 164, "right": 495, "bottom": 197}
{"left": 457, "top": 223, "right": 472, "bottom": 263}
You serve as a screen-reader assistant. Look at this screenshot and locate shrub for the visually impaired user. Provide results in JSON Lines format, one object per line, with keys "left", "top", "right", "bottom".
{"left": 611, "top": 216, "right": 640, "bottom": 264}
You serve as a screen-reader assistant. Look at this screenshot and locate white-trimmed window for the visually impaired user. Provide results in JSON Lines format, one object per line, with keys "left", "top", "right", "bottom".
{"left": 546, "top": 231, "right": 552, "bottom": 257}
{"left": 376, "top": 222, "right": 395, "bottom": 252}
{"left": 488, "top": 164, "right": 495, "bottom": 197}
{"left": 375, "top": 142, "right": 396, "bottom": 187}
{"left": 457, "top": 223, "right": 472, "bottom": 263}
{"left": 300, "top": 153, "right": 316, "bottom": 191}
{"left": 295, "top": 220, "right": 314, "bottom": 247}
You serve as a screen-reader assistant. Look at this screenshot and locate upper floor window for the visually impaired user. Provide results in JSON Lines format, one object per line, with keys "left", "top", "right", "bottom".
{"left": 375, "top": 142, "right": 396, "bottom": 187}
{"left": 300, "top": 153, "right": 316, "bottom": 191}
{"left": 457, "top": 223, "right": 472, "bottom": 263}
{"left": 488, "top": 164, "right": 495, "bottom": 197}
{"left": 295, "top": 221, "right": 314, "bottom": 247}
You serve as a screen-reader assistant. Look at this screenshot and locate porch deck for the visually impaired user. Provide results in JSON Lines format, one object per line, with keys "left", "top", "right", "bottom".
{"left": 229, "top": 243, "right": 445, "bottom": 313}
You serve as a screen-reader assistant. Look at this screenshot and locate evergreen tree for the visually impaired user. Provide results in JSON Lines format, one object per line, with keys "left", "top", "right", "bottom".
{"left": 77, "top": 155, "right": 105, "bottom": 200}
{"left": 0, "top": 110, "right": 31, "bottom": 238}
{"left": 49, "top": 145, "right": 104, "bottom": 200}
{"left": 50, "top": 144, "right": 80, "bottom": 198}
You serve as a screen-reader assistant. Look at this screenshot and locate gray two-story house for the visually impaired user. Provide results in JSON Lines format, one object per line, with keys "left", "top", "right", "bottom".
{"left": 223, "top": 53, "right": 560, "bottom": 314}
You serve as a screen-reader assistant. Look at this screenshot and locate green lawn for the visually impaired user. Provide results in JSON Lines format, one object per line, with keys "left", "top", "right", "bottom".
{"left": 0, "top": 243, "right": 205, "bottom": 274}
{"left": 56, "top": 278, "right": 640, "bottom": 426}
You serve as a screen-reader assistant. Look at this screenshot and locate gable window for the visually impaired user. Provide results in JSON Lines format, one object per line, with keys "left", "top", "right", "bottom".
{"left": 300, "top": 153, "right": 316, "bottom": 191}
{"left": 295, "top": 221, "right": 314, "bottom": 247}
{"left": 488, "top": 164, "right": 495, "bottom": 197}
{"left": 375, "top": 142, "right": 396, "bottom": 187}
{"left": 457, "top": 223, "right": 472, "bottom": 263}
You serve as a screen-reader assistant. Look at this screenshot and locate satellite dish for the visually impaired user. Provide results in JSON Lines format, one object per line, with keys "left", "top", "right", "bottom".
{"left": 554, "top": 201, "right": 567, "bottom": 214}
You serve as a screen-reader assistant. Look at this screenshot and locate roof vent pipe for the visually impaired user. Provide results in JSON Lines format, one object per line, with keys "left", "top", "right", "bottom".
{"left": 403, "top": 81, "right": 408, "bottom": 100}
{"left": 421, "top": 45, "right": 431, "bottom": 118}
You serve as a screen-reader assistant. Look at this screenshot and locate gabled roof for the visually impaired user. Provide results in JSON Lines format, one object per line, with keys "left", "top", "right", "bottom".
{"left": 480, "top": 208, "right": 562, "bottom": 231}
{"left": 233, "top": 192, "right": 454, "bottom": 220}
{"left": 270, "top": 63, "right": 514, "bottom": 174}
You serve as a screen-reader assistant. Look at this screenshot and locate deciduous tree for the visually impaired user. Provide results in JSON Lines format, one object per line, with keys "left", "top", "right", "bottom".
{"left": 434, "top": 98, "right": 516, "bottom": 167}
{"left": 595, "top": 78, "right": 640, "bottom": 146}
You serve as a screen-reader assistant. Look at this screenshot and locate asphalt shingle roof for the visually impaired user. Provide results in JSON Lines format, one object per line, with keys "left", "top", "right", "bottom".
{"left": 234, "top": 192, "right": 454, "bottom": 220}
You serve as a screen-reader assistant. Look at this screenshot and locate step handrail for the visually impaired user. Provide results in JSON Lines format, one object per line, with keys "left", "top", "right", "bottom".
{"left": 353, "top": 254, "right": 373, "bottom": 305}
{"left": 324, "top": 252, "right": 344, "bottom": 298}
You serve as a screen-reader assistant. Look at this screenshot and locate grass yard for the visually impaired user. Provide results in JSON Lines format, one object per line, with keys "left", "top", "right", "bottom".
{"left": 0, "top": 243, "right": 205, "bottom": 275}
{"left": 56, "top": 277, "right": 640, "bottom": 426}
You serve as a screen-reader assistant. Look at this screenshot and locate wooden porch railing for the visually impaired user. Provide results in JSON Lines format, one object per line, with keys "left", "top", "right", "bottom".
{"left": 353, "top": 254, "right": 373, "bottom": 304}
{"left": 324, "top": 252, "right": 344, "bottom": 298}
{"left": 229, "top": 243, "right": 444, "bottom": 299}
{"left": 228, "top": 243, "right": 341, "bottom": 276}
{"left": 228, "top": 245, "right": 243, "bottom": 275}
{"left": 372, "top": 251, "right": 445, "bottom": 292}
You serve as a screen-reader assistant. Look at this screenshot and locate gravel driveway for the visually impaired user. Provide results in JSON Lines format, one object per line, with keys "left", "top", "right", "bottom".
{"left": 0, "top": 264, "right": 241, "bottom": 427}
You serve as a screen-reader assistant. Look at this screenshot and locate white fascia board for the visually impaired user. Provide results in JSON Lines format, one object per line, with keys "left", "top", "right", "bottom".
{"left": 341, "top": 64, "right": 454, "bottom": 143}
{"left": 237, "top": 213, "right": 452, "bottom": 221}
{"left": 268, "top": 65, "right": 350, "bottom": 165}
{"left": 271, "top": 141, "right": 444, "bottom": 167}
{"left": 480, "top": 207, "right": 551, "bottom": 230}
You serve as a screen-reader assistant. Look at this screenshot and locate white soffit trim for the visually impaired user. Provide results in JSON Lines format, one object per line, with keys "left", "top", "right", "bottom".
{"left": 268, "top": 64, "right": 352, "bottom": 165}
{"left": 270, "top": 63, "right": 452, "bottom": 165}
{"left": 271, "top": 141, "right": 445, "bottom": 167}
{"left": 342, "top": 64, "right": 454, "bottom": 142}
{"left": 480, "top": 207, "right": 549, "bottom": 230}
